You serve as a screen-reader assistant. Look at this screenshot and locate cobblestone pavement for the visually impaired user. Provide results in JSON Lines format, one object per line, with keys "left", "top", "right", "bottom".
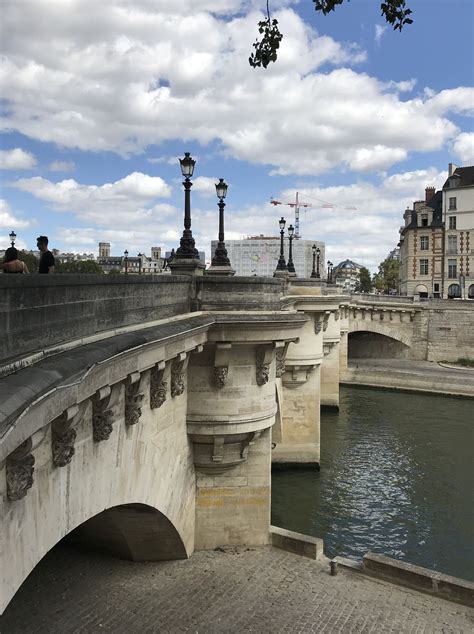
{"left": 2, "top": 544, "right": 473, "bottom": 633}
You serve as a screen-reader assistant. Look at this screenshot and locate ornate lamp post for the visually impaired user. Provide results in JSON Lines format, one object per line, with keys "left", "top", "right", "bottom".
{"left": 311, "top": 244, "right": 317, "bottom": 278}
{"left": 287, "top": 224, "right": 296, "bottom": 276}
{"left": 9, "top": 230, "right": 16, "bottom": 247}
{"left": 137, "top": 252, "right": 143, "bottom": 275}
{"left": 327, "top": 260, "right": 334, "bottom": 283}
{"left": 275, "top": 216, "right": 287, "bottom": 273}
{"left": 210, "top": 179, "right": 231, "bottom": 269}
{"left": 316, "top": 247, "right": 321, "bottom": 278}
{"left": 124, "top": 249, "right": 129, "bottom": 274}
{"left": 175, "top": 152, "right": 199, "bottom": 260}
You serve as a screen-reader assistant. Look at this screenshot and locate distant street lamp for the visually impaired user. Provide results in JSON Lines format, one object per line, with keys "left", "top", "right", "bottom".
{"left": 287, "top": 224, "right": 296, "bottom": 275}
{"left": 316, "top": 247, "right": 321, "bottom": 278}
{"left": 124, "top": 249, "right": 129, "bottom": 274}
{"left": 175, "top": 152, "right": 199, "bottom": 260}
{"left": 9, "top": 230, "right": 16, "bottom": 247}
{"left": 311, "top": 244, "right": 317, "bottom": 278}
{"left": 137, "top": 252, "right": 143, "bottom": 275}
{"left": 210, "top": 178, "right": 231, "bottom": 267}
{"left": 275, "top": 216, "right": 288, "bottom": 273}
{"left": 327, "top": 260, "right": 332, "bottom": 283}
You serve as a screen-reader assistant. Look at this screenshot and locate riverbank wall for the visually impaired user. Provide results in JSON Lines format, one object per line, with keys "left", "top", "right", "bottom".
{"left": 341, "top": 359, "right": 474, "bottom": 398}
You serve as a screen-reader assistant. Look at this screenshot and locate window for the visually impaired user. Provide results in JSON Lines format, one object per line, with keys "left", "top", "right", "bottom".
{"left": 421, "top": 214, "right": 428, "bottom": 227}
{"left": 420, "top": 236, "right": 429, "bottom": 250}
{"left": 448, "top": 259, "right": 457, "bottom": 278}
{"left": 469, "top": 284, "right": 474, "bottom": 299}
{"left": 434, "top": 283, "right": 440, "bottom": 292}
{"left": 449, "top": 216, "right": 456, "bottom": 229}
{"left": 448, "top": 283, "right": 461, "bottom": 298}
{"left": 419, "top": 259, "right": 428, "bottom": 275}
{"left": 449, "top": 197, "right": 457, "bottom": 210}
{"left": 447, "top": 235, "right": 457, "bottom": 254}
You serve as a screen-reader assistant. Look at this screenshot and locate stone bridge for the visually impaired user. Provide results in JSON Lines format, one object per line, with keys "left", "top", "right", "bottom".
{"left": 0, "top": 275, "right": 348, "bottom": 613}
{"left": 1, "top": 275, "right": 472, "bottom": 613}
{"left": 347, "top": 294, "right": 473, "bottom": 361}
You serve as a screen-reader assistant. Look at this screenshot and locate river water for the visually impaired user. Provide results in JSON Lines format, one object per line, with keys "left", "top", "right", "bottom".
{"left": 272, "top": 385, "right": 474, "bottom": 581}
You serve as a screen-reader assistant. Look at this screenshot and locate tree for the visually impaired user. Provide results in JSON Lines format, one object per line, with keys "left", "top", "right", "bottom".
{"left": 355, "top": 266, "right": 372, "bottom": 293}
{"left": 18, "top": 250, "right": 39, "bottom": 273}
{"left": 250, "top": 0, "right": 413, "bottom": 68}
{"left": 372, "top": 257, "right": 400, "bottom": 293}
{"left": 56, "top": 260, "right": 104, "bottom": 274}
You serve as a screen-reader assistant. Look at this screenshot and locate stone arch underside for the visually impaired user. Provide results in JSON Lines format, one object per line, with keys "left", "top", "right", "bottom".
{"left": 348, "top": 327, "right": 411, "bottom": 359}
{"left": 67, "top": 503, "right": 188, "bottom": 561}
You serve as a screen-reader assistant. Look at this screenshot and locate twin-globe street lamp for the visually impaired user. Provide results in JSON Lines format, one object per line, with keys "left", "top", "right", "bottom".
{"left": 274, "top": 218, "right": 296, "bottom": 276}
{"left": 287, "top": 224, "right": 296, "bottom": 275}
{"left": 9, "top": 231, "right": 17, "bottom": 247}
{"left": 327, "top": 260, "right": 333, "bottom": 284}
{"left": 124, "top": 250, "right": 129, "bottom": 274}
{"left": 275, "top": 216, "right": 287, "bottom": 272}
{"left": 311, "top": 244, "right": 321, "bottom": 279}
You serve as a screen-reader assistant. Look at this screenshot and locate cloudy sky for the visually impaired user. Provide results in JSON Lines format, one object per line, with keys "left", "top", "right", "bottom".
{"left": 1, "top": 0, "right": 473, "bottom": 270}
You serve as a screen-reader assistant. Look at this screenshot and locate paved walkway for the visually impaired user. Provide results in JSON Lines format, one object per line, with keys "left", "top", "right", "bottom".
{"left": 342, "top": 359, "right": 474, "bottom": 397}
{"left": 1, "top": 544, "right": 472, "bottom": 633}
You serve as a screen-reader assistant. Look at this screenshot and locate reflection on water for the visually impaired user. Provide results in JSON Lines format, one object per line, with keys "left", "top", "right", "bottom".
{"left": 271, "top": 386, "right": 474, "bottom": 580}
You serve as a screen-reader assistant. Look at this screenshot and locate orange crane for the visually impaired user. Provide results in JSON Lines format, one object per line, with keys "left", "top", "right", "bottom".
{"left": 271, "top": 192, "right": 357, "bottom": 239}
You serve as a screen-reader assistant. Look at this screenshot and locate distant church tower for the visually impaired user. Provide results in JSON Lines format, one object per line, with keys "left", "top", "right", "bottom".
{"left": 98, "top": 242, "right": 110, "bottom": 258}
{"left": 151, "top": 246, "right": 161, "bottom": 261}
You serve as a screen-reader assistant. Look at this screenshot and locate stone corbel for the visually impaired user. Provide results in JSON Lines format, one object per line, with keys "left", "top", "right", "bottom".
{"left": 282, "top": 363, "right": 317, "bottom": 388}
{"left": 6, "top": 438, "right": 35, "bottom": 501}
{"left": 51, "top": 402, "right": 87, "bottom": 467}
{"left": 410, "top": 310, "right": 416, "bottom": 322}
{"left": 92, "top": 385, "right": 119, "bottom": 442}
{"left": 323, "top": 341, "right": 337, "bottom": 356}
{"left": 171, "top": 352, "right": 189, "bottom": 398}
{"left": 150, "top": 361, "right": 167, "bottom": 409}
{"left": 125, "top": 372, "right": 145, "bottom": 427}
{"left": 240, "top": 431, "right": 262, "bottom": 460}
{"left": 214, "top": 343, "right": 232, "bottom": 388}
{"left": 314, "top": 314, "right": 324, "bottom": 334}
{"left": 334, "top": 309, "right": 340, "bottom": 321}
{"left": 322, "top": 311, "right": 331, "bottom": 332}
{"left": 256, "top": 345, "right": 274, "bottom": 386}
{"left": 275, "top": 342, "right": 290, "bottom": 379}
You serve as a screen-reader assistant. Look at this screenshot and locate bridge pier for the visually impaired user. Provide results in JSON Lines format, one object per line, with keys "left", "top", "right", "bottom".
{"left": 186, "top": 314, "right": 305, "bottom": 549}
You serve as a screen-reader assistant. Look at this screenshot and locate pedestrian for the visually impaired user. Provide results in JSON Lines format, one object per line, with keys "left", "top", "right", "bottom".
{"left": 1, "top": 247, "right": 29, "bottom": 274}
{"left": 36, "top": 235, "right": 55, "bottom": 274}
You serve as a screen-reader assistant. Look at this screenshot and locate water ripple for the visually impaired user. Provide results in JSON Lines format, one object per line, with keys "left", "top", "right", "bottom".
{"left": 272, "top": 386, "right": 474, "bottom": 580}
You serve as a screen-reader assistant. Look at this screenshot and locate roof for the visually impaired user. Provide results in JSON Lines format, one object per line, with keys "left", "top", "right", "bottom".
{"left": 442, "top": 166, "right": 474, "bottom": 189}
{"left": 401, "top": 190, "right": 443, "bottom": 233}
{"left": 334, "top": 259, "right": 363, "bottom": 270}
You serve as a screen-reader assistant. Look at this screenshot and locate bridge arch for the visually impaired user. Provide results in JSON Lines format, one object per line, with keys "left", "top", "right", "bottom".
{"left": 348, "top": 321, "right": 412, "bottom": 348}
{"left": 348, "top": 325, "right": 411, "bottom": 359}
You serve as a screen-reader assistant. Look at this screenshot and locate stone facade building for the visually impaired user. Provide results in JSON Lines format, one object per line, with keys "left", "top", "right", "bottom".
{"left": 399, "top": 164, "right": 474, "bottom": 299}
{"left": 332, "top": 260, "right": 363, "bottom": 292}
{"left": 211, "top": 236, "right": 325, "bottom": 277}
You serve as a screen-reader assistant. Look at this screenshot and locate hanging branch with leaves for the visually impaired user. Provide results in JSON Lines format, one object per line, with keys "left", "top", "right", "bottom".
{"left": 249, "top": 0, "right": 413, "bottom": 69}
{"left": 249, "top": 0, "right": 283, "bottom": 68}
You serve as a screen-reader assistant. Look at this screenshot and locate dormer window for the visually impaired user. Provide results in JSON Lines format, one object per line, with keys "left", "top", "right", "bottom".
{"left": 449, "top": 176, "right": 461, "bottom": 188}
{"left": 421, "top": 214, "right": 428, "bottom": 227}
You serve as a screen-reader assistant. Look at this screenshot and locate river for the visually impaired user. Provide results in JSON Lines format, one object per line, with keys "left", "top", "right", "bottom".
{"left": 272, "top": 385, "right": 474, "bottom": 581}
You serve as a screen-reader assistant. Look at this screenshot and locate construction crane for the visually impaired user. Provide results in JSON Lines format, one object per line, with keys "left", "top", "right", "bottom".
{"left": 270, "top": 192, "right": 311, "bottom": 239}
{"left": 270, "top": 192, "right": 357, "bottom": 239}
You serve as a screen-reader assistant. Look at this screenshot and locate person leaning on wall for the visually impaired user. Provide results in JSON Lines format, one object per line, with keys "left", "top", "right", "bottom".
{"left": 36, "top": 235, "right": 55, "bottom": 274}
{"left": 0, "top": 247, "right": 29, "bottom": 274}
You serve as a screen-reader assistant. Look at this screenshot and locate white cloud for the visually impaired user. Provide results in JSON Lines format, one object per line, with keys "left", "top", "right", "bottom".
{"left": 452, "top": 132, "right": 474, "bottom": 164}
{"left": 375, "top": 24, "right": 387, "bottom": 44}
{"left": 0, "top": 1, "right": 467, "bottom": 175}
{"left": 0, "top": 148, "right": 36, "bottom": 170}
{"left": 48, "top": 160, "right": 75, "bottom": 172}
{"left": 0, "top": 198, "right": 31, "bottom": 229}
{"left": 192, "top": 176, "right": 219, "bottom": 196}
{"left": 13, "top": 172, "right": 172, "bottom": 227}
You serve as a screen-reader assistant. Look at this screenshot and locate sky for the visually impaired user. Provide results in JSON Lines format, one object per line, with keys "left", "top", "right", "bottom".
{"left": 0, "top": 0, "right": 473, "bottom": 271}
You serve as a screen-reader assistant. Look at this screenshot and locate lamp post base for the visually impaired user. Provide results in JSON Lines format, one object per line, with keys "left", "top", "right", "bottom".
{"left": 205, "top": 264, "right": 235, "bottom": 276}
{"left": 273, "top": 269, "right": 290, "bottom": 278}
{"left": 169, "top": 258, "right": 205, "bottom": 276}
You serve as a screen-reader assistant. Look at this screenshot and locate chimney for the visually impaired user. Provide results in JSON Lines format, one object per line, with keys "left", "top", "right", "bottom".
{"left": 425, "top": 186, "right": 436, "bottom": 203}
{"left": 448, "top": 163, "right": 458, "bottom": 177}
